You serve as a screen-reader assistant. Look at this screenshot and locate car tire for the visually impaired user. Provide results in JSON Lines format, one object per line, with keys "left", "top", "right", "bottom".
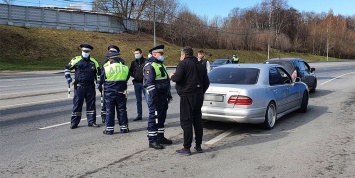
{"left": 263, "top": 101, "right": 277, "bottom": 130}
{"left": 298, "top": 91, "right": 308, "bottom": 113}
{"left": 309, "top": 79, "right": 317, "bottom": 93}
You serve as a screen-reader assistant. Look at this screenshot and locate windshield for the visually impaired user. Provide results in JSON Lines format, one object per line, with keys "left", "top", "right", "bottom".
{"left": 266, "top": 60, "right": 294, "bottom": 74}
{"left": 208, "top": 68, "right": 259, "bottom": 84}
{"left": 212, "top": 59, "right": 228, "bottom": 65}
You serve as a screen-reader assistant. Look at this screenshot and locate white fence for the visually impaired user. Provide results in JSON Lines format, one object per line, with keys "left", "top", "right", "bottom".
{"left": 0, "top": 4, "right": 137, "bottom": 33}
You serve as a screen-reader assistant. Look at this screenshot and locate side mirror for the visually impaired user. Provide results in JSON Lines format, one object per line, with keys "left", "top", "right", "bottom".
{"left": 294, "top": 77, "right": 301, "bottom": 82}
{"left": 310, "top": 67, "right": 315, "bottom": 72}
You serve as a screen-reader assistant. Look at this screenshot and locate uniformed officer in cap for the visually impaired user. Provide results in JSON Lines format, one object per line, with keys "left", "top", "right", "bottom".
{"left": 97, "top": 52, "right": 130, "bottom": 135}
{"left": 64, "top": 44, "right": 100, "bottom": 129}
{"left": 99, "top": 45, "right": 120, "bottom": 123}
{"left": 143, "top": 44, "right": 173, "bottom": 149}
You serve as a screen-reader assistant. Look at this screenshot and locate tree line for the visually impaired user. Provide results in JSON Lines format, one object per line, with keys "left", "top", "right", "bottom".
{"left": 93, "top": 0, "right": 355, "bottom": 59}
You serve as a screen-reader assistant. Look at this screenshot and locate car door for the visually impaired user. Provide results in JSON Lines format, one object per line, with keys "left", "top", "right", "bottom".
{"left": 276, "top": 66, "right": 300, "bottom": 108}
{"left": 268, "top": 67, "right": 289, "bottom": 113}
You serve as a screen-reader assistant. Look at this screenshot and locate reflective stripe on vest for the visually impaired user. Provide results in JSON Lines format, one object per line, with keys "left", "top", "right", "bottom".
{"left": 70, "top": 56, "right": 99, "bottom": 69}
{"left": 104, "top": 62, "right": 129, "bottom": 81}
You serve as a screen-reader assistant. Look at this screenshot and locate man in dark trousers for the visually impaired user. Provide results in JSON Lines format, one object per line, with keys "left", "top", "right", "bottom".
{"left": 170, "top": 46, "right": 210, "bottom": 155}
{"left": 143, "top": 44, "right": 173, "bottom": 149}
{"left": 64, "top": 44, "right": 100, "bottom": 129}
{"left": 129, "top": 48, "right": 149, "bottom": 121}
{"left": 97, "top": 52, "right": 130, "bottom": 134}
{"left": 99, "top": 45, "right": 120, "bottom": 123}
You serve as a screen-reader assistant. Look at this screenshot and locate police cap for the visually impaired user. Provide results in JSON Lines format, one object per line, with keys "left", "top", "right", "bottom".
{"left": 80, "top": 44, "right": 93, "bottom": 51}
{"left": 106, "top": 52, "right": 119, "bottom": 59}
{"left": 149, "top": 44, "right": 164, "bottom": 54}
{"left": 107, "top": 45, "right": 120, "bottom": 53}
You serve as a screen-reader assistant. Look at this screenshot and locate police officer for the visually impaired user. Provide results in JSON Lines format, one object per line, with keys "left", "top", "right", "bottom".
{"left": 97, "top": 52, "right": 130, "bottom": 135}
{"left": 99, "top": 45, "right": 120, "bottom": 123}
{"left": 64, "top": 44, "right": 100, "bottom": 129}
{"left": 143, "top": 44, "right": 173, "bottom": 149}
{"left": 232, "top": 54, "right": 239, "bottom": 64}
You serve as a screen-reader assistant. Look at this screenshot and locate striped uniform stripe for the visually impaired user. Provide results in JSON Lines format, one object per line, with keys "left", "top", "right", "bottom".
{"left": 87, "top": 110, "right": 95, "bottom": 115}
{"left": 106, "top": 127, "right": 114, "bottom": 131}
{"left": 146, "top": 85, "right": 156, "bottom": 92}
{"left": 148, "top": 131, "right": 157, "bottom": 136}
{"left": 72, "top": 112, "right": 82, "bottom": 116}
{"left": 157, "top": 128, "right": 165, "bottom": 133}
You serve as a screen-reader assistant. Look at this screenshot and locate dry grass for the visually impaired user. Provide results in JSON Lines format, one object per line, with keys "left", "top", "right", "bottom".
{"left": 0, "top": 25, "right": 339, "bottom": 70}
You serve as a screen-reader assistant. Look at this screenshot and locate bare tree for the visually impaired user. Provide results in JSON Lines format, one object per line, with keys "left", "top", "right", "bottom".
{"left": 92, "top": 0, "right": 150, "bottom": 32}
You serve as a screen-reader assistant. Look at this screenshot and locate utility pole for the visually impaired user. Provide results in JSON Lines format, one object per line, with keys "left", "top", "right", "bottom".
{"left": 326, "top": 24, "right": 329, "bottom": 61}
{"left": 153, "top": 0, "right": 156, "bottom": 47}
{"left": 268, "top": 6, "right": 272, "bottom": 59}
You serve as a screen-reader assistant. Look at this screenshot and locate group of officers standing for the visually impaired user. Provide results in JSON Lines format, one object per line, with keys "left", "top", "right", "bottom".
{"left": 64, "top": 44, "right": 209, "bottom": 154}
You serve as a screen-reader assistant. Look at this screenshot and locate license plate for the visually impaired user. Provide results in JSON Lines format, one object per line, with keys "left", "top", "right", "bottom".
{"left": 204, "top": 94, "right": 224, "bottom": 102}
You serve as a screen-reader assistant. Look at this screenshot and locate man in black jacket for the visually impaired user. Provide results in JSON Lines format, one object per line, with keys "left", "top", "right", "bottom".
{"left": 129, "top": 48, "right": 149, "bottom": 121}
{"left": 170, "top": 46, "right": 210, "bottom": 155}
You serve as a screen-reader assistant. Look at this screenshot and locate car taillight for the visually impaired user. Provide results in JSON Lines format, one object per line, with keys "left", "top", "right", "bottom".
{"left": 227, "top": 95, "right": 253, "bottom": 105}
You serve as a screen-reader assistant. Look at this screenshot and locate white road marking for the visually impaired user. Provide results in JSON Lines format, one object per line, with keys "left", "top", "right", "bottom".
{"left": 320, "top": 71, "right": 354, "bottom": 86}
{"left": 204, "top": 129, "right": 236, "bottom": 145}
{"left": 0, "top": 98, "right": 69, "bottom": 109}
{"left": 39, "top": 116, "right": 100, "bottom": 130}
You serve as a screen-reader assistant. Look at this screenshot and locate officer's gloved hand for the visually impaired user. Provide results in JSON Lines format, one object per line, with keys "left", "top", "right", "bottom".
{"left": 67, "top": 78, "right": 72, "bottom": 84}
{"left": 96, "top": 83, "right": 102, "bottom": 92}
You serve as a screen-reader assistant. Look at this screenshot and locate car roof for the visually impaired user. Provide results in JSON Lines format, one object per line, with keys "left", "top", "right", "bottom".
{"left": 214, "top": 58, "right": 230, "bottom": 61}
{"left": 215, "top": 63, "right": 279, "bottom": 69}
{"left": 266, "top": 58, "right": 304, "bottom": 62}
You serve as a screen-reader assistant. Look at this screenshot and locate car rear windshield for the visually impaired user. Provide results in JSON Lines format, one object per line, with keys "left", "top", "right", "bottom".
{"left": 266, "top": 60, "right": 294, "bottom": 74}
{"left": 212, "top": 59, "right": 228, "bottom": 65}
{"left": 208, "top": 68, "right": 259, "bottom": 84}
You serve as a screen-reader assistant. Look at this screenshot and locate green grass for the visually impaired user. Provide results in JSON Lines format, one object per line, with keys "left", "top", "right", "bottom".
{"left": 0, "top": 25, "right": 344, "bottom": 71}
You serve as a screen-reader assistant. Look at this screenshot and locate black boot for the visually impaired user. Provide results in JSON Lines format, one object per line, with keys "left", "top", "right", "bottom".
{"left": 149, "top": 142, "right": 164, "bottom": 149}
{"left": 157, "top": 137, "right": 173, "bottom": 145}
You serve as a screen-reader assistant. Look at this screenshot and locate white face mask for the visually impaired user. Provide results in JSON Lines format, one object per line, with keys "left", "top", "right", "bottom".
{"left": 135, "top": 54, "right": 141, "bottom": 59}
{"left": 82, "top": 52, "right": 90, "bottom": 58}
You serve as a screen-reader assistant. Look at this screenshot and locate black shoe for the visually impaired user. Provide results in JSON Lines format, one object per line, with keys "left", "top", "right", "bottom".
{"left": 157, "top": 137, "right": 173, "bottom": 145}
{"left": 176, "top": 148, "right": 191, "bottom": 155}
{"left": 120, "top": 129, "right": 129, "bottom": 133}
{"left": 88, "top": 123, "right": 100, "bottom": 127}
{"left": 149, "top": 142, "right": 165, "bottom": 149}
{"left": 101, "top": 115, "right": 106, "bottom": 123}
{"left": 194, "top": 146, "right": 203, "bottom": 153}
{"left": 103, "top": 130, "right": 113, "bottom": 135}
{"left": 70, "top": 125, "right": 78, "bottom": 129}
{"left": 133, "top": 116, "right": 142, "bottom": 121}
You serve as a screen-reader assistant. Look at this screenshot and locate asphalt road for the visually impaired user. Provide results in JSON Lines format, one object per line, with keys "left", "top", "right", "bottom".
{"left": 0, "top": 62, "right": 355, "bottom": 177}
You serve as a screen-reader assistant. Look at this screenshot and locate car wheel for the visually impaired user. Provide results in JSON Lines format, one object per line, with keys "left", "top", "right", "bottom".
{"left": 263, "top": 101, "right": 276, "bottom": 130}
{"left": 309, "top": 79, "right": 317, "bottom": 93}
{"left": 298, "top": 91, "right": 308, "bottom": 113}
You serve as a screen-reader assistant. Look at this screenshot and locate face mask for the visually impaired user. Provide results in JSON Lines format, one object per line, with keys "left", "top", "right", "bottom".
{"left": 82, "top": 52, "right": 90, "bottom": 58}
{"left": 135, "top": 54, "right": 141, "bottom": 59}
{"left": 159, "top": 56, "right": 165, "bottom": 62}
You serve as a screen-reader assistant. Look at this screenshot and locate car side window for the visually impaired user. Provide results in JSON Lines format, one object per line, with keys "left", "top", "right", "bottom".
{"left": 269, "top": 67, "right": 282, "bottom": 85}
{"left": 303, "top": 62, "right": 311, "bottom": 71}
{"left": 298, "top": 61, "right": 307, "bottom": 71}
{"left": 269, "top": 67, "right": 291, "bottom": 86}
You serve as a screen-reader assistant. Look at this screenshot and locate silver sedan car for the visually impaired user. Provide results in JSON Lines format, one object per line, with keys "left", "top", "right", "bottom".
{"left": 202, "top": 64, "right": 309, "bottom": 129}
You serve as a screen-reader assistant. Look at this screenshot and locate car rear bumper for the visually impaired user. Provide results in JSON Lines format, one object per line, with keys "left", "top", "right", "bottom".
{"left": 201, "top": 106, "right": 266, "bottom": 124}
